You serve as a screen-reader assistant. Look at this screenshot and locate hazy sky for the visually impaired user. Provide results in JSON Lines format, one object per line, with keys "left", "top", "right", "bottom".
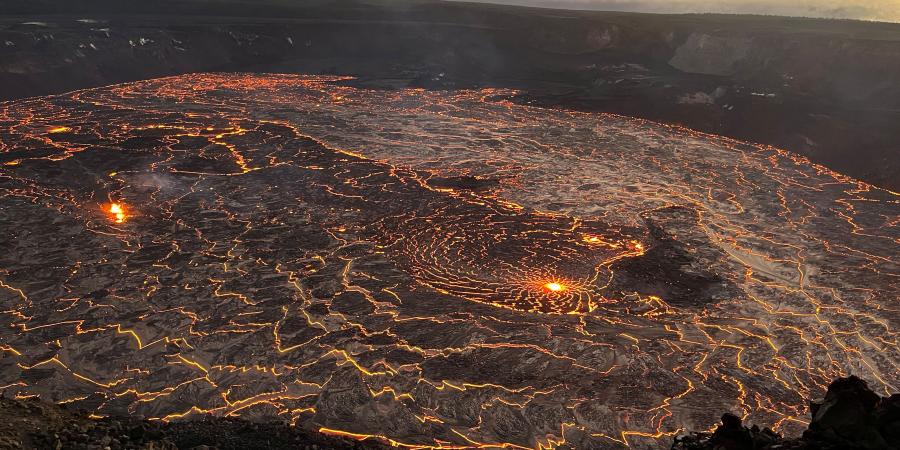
{"left": 459, "top": 0, "right": 900, "bottom": 22}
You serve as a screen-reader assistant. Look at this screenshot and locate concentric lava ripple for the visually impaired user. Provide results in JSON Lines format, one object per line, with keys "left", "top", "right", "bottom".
{"left": 372, "top": 201, "right": 636, "bottom": 314}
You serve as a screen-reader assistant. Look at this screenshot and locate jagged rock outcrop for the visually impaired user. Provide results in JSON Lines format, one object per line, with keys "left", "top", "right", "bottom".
{"left": 672, "top": 376, "right": 900, "bottom": 450}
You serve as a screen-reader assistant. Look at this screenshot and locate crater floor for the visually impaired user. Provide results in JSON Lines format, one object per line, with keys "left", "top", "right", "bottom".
{"left": 0, "top": 74, "right": 897, "bottom": 449}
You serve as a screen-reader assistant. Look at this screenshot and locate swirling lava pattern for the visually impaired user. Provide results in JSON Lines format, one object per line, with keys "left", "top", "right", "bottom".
{"left": 0, "top": 74, "right": 897, "bottom": 450}
{"left": 375, "top": 203, "right": 632, "bottom": 314}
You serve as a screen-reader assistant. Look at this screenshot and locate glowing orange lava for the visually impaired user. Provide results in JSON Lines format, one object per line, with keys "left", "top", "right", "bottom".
{"left": 544, "top": 282, "right": 565, "bottom": 293}
{"left": 108, "top": 203, "right": 126, "bottom": 223}
{"left": 3, "top": 73, "right": 897, "bottom": 450}
{"left": 582, "top": 234, "right": 616, "bottom": 247}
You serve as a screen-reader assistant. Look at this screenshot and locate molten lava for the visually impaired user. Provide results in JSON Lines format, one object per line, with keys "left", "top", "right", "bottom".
{"left": 0, "top": 73, "right": 897, "bottom": 450}
{"left": 544, "top": 282, "right": 566, "bottom": 292}
{"left": 108, "top": 202, "right": 126, "bottom": 223}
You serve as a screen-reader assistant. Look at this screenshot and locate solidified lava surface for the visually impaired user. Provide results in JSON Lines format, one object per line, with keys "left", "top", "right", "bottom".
{"left": 0, "top": 74, "right": 897, "bottom": 449}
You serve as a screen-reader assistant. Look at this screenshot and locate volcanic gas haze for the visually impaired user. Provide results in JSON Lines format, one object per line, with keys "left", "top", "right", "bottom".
{"left": 0, "top": 74, "right": 897, "bottom": 449}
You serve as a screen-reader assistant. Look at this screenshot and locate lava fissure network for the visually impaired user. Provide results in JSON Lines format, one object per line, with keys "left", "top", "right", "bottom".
{"left": 0, "top": 74, "right": 897, "bottom": 449}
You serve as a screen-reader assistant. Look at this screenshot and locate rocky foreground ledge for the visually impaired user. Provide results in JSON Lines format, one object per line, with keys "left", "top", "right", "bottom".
{"left": 0, "top": 398, "right": 386, "bottom": 450}
{"left": 1, "top": 376, "right": 896, "bottom": 449}
{"left": 673, "top": 376, "right": 900, "bottom": 450}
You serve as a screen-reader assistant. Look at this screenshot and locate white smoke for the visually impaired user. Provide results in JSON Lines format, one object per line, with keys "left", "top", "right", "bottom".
{"left": 131, "top": 172, "right": 181, "bottom": 193}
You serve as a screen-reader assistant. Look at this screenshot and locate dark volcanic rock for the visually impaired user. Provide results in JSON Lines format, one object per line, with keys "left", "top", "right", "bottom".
{"left": 0, "top": 73, "right": 897, "bottom": 449}
{"left": 804, "top": 376, "right": 899, "bottom": 450}
{"left": 672, "top": 376, "right": 900, "bottom": 450}
{"left": 607, "top": 206, "right": 741, "bottom": 308}
{"left": 0, "top": 396, "right": 387, "bottom": 450}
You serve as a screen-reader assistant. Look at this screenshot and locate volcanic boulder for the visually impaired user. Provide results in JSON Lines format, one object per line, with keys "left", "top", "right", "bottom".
{"left": 672, "top": 375, "right": 900, "bottom": 450}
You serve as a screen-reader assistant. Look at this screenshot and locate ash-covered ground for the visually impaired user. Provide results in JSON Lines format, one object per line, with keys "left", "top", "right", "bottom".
{"left": 0, "top": 74, "right": 897, "bottom": 449}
